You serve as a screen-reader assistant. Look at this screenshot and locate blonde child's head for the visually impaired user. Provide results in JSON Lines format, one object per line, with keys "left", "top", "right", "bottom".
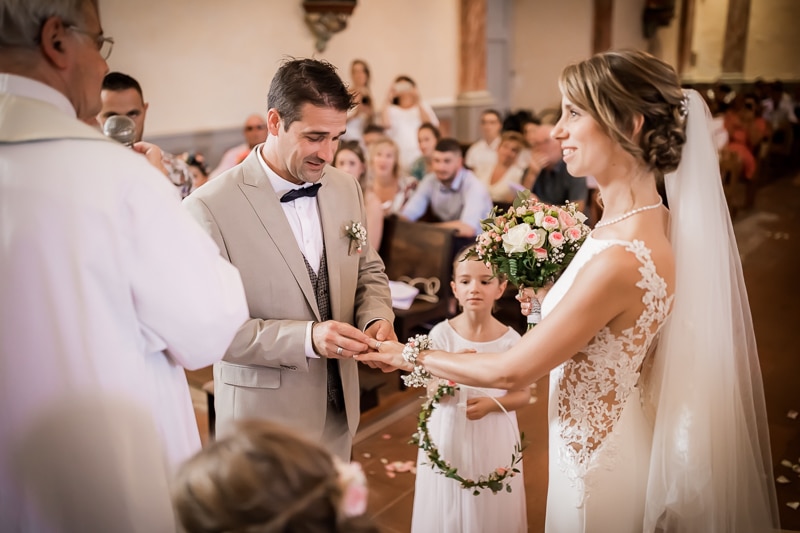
{"left": 172, "top": 420, "right": 376, "bottom": 533}
{"left": 451, "top": 246, "right": 507, "bottom": 313}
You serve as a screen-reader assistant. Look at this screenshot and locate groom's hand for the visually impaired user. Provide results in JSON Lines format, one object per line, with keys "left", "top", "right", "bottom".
{"left": 364, "top": 319, "right": 397, "bottom": 344}
{"left": 311, "top": 321, "right": 371, "bottom": 359}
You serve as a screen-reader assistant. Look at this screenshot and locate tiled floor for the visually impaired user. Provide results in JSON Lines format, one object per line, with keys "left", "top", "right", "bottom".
{"left": 188, "top": 169, "right": 800, "bottom": 532}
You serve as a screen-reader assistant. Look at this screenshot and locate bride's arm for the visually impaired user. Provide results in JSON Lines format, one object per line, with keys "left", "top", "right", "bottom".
{"left": 361, "top": 247, "right": 645, "bottom": 389}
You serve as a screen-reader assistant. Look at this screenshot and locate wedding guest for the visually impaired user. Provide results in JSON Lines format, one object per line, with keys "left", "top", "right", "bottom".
{"left": 516, "top": 117, "right": 540, "bottom": 169}
{"left": 522, "top": 123, "right": 587, "bottom": 211}
{"left": 401, "top": 137, "right": 492, "bottom": 238}
{"left": 184, "top": 152, "right": 210, "bottom": 192}
{"left": 173, "top": 420, "right": 377, "bottom": 533}
{"left": 209, "top": 113, "right": 268, "bottom": 179}
{"left": 363, "top": 123, "right": 386, "bottom": 148}
{"left": 381, "top": 75, "right": 439, "bottom": 171}
{"left": 409, "top": 122, "right": 441, "bottom": 181}
{"left": 411, "top": 247, "right": 528, "bottom": 533}
{"left": 761, "top": 80, "right": 797, "bottom": 134}
{"left": 97, "top": 71, "right": 194, "bottom": 198}
{"left": 0, "top": 0, "right": 248, "bottom": 528}
{"left": 465, "top": 109, "right": 504, "bottom": 183}
{"left": 342, "top": 59, "right": 374, "bottom": 144}
{"left": 334, "top": 140, "right": 368, "bottom": 190}
{"left": 363, "top": 136, "right": 417, "bottom": 250}
{"left": 359, "top": 50, "right": 779, "bottom": 532}
{"left": 478, "top": 131, "right": 528, "bottom": 204}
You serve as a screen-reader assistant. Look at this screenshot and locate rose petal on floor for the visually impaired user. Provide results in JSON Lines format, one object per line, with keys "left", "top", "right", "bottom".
{"left": 777, "top": 475, "right": 791, "bottom": 484}
{"left": 787, "top": 502, "right": 799, "bottom": 511}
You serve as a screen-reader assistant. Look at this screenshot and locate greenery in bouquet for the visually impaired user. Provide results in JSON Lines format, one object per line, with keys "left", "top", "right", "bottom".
{"left": 468, "top": 190, "right": 591, "bottom": 290}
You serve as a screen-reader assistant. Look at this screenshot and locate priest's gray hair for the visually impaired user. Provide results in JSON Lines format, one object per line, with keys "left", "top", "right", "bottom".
{"left": 0, "top": 0, "right": 94, "bottom": 49}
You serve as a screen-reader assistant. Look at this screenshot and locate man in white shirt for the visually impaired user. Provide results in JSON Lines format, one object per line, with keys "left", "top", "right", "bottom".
{"left": 464, "top": 109, "right": 503, "bottom": 182}
{"left": 209, "top": 113, "right": 268, "bottom": 178}
{"left": 0, "top": 0, "right": 248, "bottom": 529}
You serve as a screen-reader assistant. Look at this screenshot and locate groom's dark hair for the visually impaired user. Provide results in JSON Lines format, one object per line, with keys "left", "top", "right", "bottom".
{"left": 268, "top": 58, "right": 355, "bottom": 131}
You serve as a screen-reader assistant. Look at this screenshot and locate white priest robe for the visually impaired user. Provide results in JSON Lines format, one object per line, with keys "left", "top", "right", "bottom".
{"left": 0, "top": 73, "right": 248, "bottom": 531}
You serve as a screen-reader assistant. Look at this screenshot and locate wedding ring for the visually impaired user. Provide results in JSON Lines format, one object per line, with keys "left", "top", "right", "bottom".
{"left": 375, "top": 341, "right": 383, "bottom": 350}
{"left": 336, "top": 346, "right": 344, "bottom": 356}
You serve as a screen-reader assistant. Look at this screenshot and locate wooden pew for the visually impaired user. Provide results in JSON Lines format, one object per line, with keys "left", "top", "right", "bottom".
{"left": 383, "top": 218, "right": 457, "bottom": 342}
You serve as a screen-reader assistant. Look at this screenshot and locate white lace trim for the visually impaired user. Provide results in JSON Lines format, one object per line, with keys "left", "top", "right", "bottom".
{"left": 553, "top": 240, "right": 673, "bottom": 506}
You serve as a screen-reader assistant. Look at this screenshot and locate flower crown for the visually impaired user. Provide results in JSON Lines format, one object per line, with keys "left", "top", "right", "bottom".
{"left": 399, "top": 335, "right": 526, "bottom": 494}
{"left": 413, "top": 380, "right": 525, "bottom": 494}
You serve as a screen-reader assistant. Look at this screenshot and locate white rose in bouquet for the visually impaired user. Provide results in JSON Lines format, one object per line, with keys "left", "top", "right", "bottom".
{"left": 502, "top": 223, "right": 531, "bottom": 254}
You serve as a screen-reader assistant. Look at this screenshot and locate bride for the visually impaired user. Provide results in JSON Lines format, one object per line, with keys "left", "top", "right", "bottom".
{"left": 357, "top": 49, "right": 779, "bottom": 532}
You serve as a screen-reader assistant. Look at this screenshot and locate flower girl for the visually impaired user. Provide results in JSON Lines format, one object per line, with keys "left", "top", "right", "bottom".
{"left": 411, "top": 247, "right": 529, "bottom": 533}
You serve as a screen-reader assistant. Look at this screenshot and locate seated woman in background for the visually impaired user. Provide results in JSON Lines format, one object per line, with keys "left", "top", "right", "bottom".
{"left": 409, "top": 122, "right": 441, "bottom": 181}
{"left": 478, "top": 131, "right": 528, "bottom": 204}
{"left": 334, "top": 140, "right": 368, "bottom": 191}
{"left": 364, "top": 136, "right": 417, "bottom": 251}
{"left": 172, "top": 420, "right": 376, "bottom": 533}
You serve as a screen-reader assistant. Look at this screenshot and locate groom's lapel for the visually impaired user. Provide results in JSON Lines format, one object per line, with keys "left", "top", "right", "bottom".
{"left": 317, "top": 169, "right": 344, "bottom": 321}
{"left": 237, "top": 152, "right": 320, "bottom": 321}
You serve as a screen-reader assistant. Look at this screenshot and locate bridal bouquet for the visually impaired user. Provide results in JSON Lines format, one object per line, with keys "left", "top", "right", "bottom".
{"left": 468, "top": 191, "right": 591, "bottom": 327}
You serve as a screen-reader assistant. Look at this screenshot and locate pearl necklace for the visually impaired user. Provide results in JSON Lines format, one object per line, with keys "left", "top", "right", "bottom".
{"left": 594, "top": 200, "right": 663, "bottom": 229}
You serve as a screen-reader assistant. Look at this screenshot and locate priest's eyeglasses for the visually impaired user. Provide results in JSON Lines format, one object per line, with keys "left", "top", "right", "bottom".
{"left": 67, "top": 25, "right": 114, "bottom": 60}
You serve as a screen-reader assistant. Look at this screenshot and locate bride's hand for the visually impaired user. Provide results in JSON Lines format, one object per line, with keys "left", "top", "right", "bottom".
{"left": 515, "top": 286, "right": 551, "bottom": 316}
{"left": 355, "top": 340, "right": 412, "bottom": 372}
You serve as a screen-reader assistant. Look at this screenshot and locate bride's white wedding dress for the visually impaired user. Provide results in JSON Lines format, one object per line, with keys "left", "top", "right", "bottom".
{"left": 541, "top": 235, "right": 673, "bottom": 533}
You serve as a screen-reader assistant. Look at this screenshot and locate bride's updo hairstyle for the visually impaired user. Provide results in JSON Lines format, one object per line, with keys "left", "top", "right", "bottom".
{"left": 559, "top": 49, "right": 687, "bottom": 177}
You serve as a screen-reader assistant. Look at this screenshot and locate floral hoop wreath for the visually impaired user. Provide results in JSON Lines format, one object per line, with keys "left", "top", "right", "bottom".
{"left": 403, "top": 335, "right": 525, "bottom": 495}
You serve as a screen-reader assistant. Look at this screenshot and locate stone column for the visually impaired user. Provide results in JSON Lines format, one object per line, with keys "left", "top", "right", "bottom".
{"left": 676, "top": 0, "right": 696, "bottom": 75}
{"left": 592, "top": 0, "right": 613, "bottom": 54}
{"left": 721, "top": 0, "right": 751, "bottom": 75}
{"left": 460, "top": 0, "right": 487, "bottom": 93}
{"left": 454, "top": 0, "right": 493, "bottom": 143}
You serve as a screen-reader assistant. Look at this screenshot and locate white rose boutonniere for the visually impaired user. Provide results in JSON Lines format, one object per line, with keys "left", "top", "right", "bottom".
{"left": 344, "top": 221, "right": 367, "bottom": 255}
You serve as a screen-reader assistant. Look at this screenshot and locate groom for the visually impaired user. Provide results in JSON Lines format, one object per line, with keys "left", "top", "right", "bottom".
{"left": 184, "top": 58, "right": 395, "bottom": 460}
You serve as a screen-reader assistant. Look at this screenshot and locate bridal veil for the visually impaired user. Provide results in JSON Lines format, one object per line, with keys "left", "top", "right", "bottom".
{"left": 643, "top": 89, "right": 780, "bottom": 531}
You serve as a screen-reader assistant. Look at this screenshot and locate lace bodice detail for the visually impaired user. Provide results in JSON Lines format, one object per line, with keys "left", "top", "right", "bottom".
{"left": 543, "top": 237, "right": 673, "bottom": 491}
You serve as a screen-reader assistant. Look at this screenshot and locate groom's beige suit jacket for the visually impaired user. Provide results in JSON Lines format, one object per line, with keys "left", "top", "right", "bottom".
{"left": 184, "top": 149, "right": 393, "bottom": 439}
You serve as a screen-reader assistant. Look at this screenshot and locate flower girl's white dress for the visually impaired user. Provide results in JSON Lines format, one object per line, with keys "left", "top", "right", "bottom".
{"left": 541, "top": 236, "right": 672, "bottom": 533}
{"left": 411, "top": 321, "right": 527, "bottom": 533}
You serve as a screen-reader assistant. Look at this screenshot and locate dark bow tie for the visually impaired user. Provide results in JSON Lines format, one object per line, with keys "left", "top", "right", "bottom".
{"left": 280, "top": 183, "right": 321, "bottom": 203}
